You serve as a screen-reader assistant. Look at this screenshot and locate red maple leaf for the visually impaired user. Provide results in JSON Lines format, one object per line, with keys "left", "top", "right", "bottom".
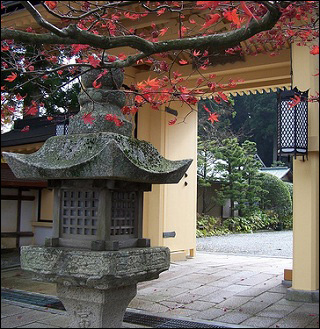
{"left": 124, "top": 12, "right": 140, "bottom": 20}
{"left": 135, "top": 95, "right": 144, "bottom": 104}
{"left": 122, "top": 106, "right": 131, "bottom": 115}
{"left": 4, "top": 72, "right": 17, "bottom": 82}
{"left": 118, "top": 53, "right": 127, "bottom": 60}
{"left": 159, "top": 28, "right": 169, "bottom": 37}
{"left": 288, "top": 94, "right": 301, "bottom": 108}
{"left": 224, "top": 9, "right": 241, "bottom": 28}
{"left": 179, "top": 59, "right": 188, "bottom": 65}
{"left": 145, "top": 77, "right": 161, "bottom": 90}
{"left": 71, "top": 44, "right": 90, "bottom": 54}
{"left": 82, "top": 113, "right": 94, "bottom": 125}
{"left": 200, "top": 14, "right": 221, "bottom": 30}
{"left": 114, "top": 118, "right": 124, "bottom": 127}
{"left": 214, "top": 95, "right": 221, "bottom": 104}
{"left": 88, "top": 55, "right": 101, "bottom": 68}
{"left": 181, "top": 26, "right": 188, "bottom": 36}
{"left": 48, "top": 56, "right": 58, "bottom": 64}
{"left": 168, "top": 118, "right": 177, "bottom": 125}
{"left": 25, "top": 101, "right": 38, "bottom": 116}
{"left": 16, "top": 93, "right": 27, "bottom": 101}
{"left": 218, "top": 91, "right": 229, "bottom": 102}
{"left": 92, "top": 79, "right": 102, "bottom": 89}
{"left": 310, "top": 45, "right": 319, "bottom": 55}
{"left": 45, "top": 1, "right": 57, "bottom": 10}
{"left": 203, "top": 105, "right": 211, "bottom": 114}
{"left": 130, "top": 106, "right": 138, "bottom": 115}
{"left": 208, "top": 112, "right": 219, "bottom": 124}
{"left": 21, "top": 126, "right": 30, "bottom": 132}
{"left": 240, "top": 1, "right": 259, "bottom": 24}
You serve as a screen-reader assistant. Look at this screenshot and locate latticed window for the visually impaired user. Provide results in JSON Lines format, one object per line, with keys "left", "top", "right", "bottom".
{"left": 277, "top": 88, "right": 308, "bottom": 159}
{"left": 111, "top": 191, "right": 137, "bottom": 236}
{"left": 56, "top": 124, "right": 68, "bottom": 136}
{"left": 60, "top": 189, "right": 99, "bottom": 237}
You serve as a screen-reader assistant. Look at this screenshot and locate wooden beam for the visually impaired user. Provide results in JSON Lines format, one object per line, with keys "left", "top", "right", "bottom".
{"left": 1, "top": 232, "right": 34, "bottom": 238}
{"left": 16, "top": 189, "right": 22, "bottom": 248}
{"left": 1, "top": 195, "right": 35, "bottom": 201}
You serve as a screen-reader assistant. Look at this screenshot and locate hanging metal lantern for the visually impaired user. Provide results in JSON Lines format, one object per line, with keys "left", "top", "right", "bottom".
{"left": 277, "top": 87, "right": 308, "bottom": 160}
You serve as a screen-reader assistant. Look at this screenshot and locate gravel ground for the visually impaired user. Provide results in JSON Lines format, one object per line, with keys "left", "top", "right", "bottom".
{"left": 196, "top": 230, "right": 293, "bottom": 258}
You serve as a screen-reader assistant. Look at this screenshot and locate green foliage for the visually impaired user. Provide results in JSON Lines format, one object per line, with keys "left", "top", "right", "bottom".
{"left": 222, "top": 211, "right": 278, "bottom": 233}
{"left": 271, "top": 160, "right": 287, "bottom": 167}
{"left": 284, "top": 182, "right": 293, "bottom": 204}
{"left": 258, "top": 173, "right": 293, "bottom": 219}
{"left": 199, "top": 137, "right": 265, "bottom": 217}
{"left": 232, "top": 92, "right": 277, "bottom": 166}
{"left": 196, "top": 215, "right": 231, "bottom": 237}
{"left": 197, "top": 138, "right": 219, "bottom": 187}
{"left": 197, "top": 210, "right": 289, "bottom": 236}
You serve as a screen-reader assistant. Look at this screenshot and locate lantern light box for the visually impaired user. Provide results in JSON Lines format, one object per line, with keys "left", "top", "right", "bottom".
{"left": 277, "top": 87, "right": 308, "bottom": 160}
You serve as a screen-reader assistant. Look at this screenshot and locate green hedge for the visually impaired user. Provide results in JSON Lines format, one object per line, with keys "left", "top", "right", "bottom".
{"left": 284, "top": 182, "right": 293, "bottom": 204}
{"left": 258, "top": 173, "right": 292, "bottom": 218}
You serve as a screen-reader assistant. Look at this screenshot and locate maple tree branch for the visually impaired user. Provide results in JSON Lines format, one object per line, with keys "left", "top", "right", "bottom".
{"left": 2, "top": 2, "right": 285, "bottom": 58}
{"left": 20, "top": 1, "right": 67, "bottom": 37}
{"left": 41, "top": 1, "right": 138, "bottom": 20}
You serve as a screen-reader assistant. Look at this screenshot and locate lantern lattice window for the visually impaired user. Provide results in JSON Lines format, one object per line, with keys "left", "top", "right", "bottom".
{"left": 49, "top": 180, "right": 148, "bottom": 250}
{"left": 277, "top": 88, "right": 308, "bottom": 160}
{"left": 60, "top": 189, "right": 99, "bottom": 238}
{"left": 111, "top": 191, "right": 137, "bottom": 237}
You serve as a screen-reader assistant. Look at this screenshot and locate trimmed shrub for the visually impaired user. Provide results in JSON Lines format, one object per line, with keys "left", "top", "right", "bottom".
{"left": 258, "top": 173, "right": 292, "bottom": 218}
{"left": 284, "top": 182, "right": 293, "bottom": 205}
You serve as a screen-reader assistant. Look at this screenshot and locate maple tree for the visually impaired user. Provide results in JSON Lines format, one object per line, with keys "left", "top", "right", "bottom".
{"left": 1, "top": 1, "right": 319, "bottom": 129}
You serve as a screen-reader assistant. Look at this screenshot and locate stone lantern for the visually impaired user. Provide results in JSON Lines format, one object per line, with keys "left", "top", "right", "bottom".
{"left": 3, "top": 65, "right": 192, "bottom": 328}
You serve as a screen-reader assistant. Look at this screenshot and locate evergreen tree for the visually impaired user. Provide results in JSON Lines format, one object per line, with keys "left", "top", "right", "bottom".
{"left": 198, "top": 137, "right": 266, "bottom": 218}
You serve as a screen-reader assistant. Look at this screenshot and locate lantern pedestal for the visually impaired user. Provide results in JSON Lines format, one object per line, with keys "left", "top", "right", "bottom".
{"left": 21, "top": 245, "right": 170, "bottom": 328}
{"left": 57, "top": 284, "right": 137, "bottom": 328}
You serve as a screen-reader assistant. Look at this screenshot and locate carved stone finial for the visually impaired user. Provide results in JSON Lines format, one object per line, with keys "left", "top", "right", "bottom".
{"left": 80, "top": 67, "right": 124, "bottom": 90}
{"left": 68, "top": 65, "right": 132, "bottom": 136}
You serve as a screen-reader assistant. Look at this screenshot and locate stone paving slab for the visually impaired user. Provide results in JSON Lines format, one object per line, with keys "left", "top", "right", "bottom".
{"left": 1, "top": 252, "right": 319, "bottom": 328}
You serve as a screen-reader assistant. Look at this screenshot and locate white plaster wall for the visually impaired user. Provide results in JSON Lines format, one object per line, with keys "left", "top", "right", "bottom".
{"left": 1, "top": 188, "right": 38, "bottom": 248}
{"left": 1, "top": 188, "right": 18, "bottom": 248}
{"left": 33, "top": 227, "right": 53, "bottom": 246}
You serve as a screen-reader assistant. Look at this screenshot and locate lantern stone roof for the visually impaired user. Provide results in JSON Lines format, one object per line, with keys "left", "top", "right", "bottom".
{"left": 2, "top": 66, "right": 192, "bottom": 185}
{"left": 3, "top": 132, "right": 192, "bottom": 184}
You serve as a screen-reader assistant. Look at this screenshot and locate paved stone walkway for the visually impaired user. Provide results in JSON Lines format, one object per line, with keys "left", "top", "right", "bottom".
{"left": 1, "top": 252, "right": 319, "bottom": 328}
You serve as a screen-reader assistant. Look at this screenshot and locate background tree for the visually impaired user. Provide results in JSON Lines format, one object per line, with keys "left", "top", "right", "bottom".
{"left": 1, "top": 1, "right": 318, "bottom": 129}
{"left": 232, "top": 92, "right": 278, "bottom": 166}
{"left": 209, "top": 138, "right": 264, "bottom": 218}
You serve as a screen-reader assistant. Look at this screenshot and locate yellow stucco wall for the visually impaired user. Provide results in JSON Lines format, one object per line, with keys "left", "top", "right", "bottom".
{"left": 292, "top": 43, "right": 319, "bottom": 291}
{"left": 40, "top": 189, "right": 54, "bottom": 221}
{"left": 137, "top": 101, "right": 198, "bottom": 259}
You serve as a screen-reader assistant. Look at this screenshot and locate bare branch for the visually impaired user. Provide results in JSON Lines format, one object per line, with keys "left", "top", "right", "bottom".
{"left": 20, "top": 1, "right": 67, "bottom": 37}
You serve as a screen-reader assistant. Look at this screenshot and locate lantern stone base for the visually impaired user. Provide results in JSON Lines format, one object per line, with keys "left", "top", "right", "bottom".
{"left": 57, "top": 284, "right": 137, "bottom": 328}
{"left": 20, "top": 246, "right": 170, "bottom": 328}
